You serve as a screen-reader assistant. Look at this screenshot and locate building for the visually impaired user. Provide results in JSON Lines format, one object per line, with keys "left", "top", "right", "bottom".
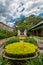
{"left": 17, "top": 29, "right": 27, "bottom": 36}
{"left": 17, "top": 20, "right": 43, "bottom": 37}
{"left": 0, "top": 22, "right": 13, "bottom": 31}
{"left": 28, "top": 20, "right": 43, "bottom": 37}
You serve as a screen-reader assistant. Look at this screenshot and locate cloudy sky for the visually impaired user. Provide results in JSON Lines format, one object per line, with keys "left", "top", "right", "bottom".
{"left": 0, "top": 0, "right": 43, "bottom": 27}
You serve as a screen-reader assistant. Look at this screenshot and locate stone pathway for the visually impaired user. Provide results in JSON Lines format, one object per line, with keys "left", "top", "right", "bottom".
{"left": 34, "top": 37, "right": 43, "bottom": 43}
{"left": 0, "top": 39, "right": 7, "bottom": 58}
{"left": 33, "top": 37, "right": 43, "bottom": 53}
{"left": 0, "top": 39, "right": 6, "bottom": 46}
{"left": 0, "top": 37, "right": 15, "bottom": 58}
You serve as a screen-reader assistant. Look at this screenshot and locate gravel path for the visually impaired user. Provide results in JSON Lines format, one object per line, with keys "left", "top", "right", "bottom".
{"left": 33, "top": 37, "right": 43, "bottom": 53}
{"left": 0, "top": 39, "right": 6, "bottom": 46}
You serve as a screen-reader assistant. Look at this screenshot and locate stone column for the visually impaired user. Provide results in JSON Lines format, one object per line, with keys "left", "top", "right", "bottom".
{"left": 41, "top": 30, "right": 43, "bottom": 36}
{"left": 24, "top": 29, "right": 27, "bottom": 36}
{"left": 18, "top": 30, "right": 20, "bottom": 36}
{"left": 36, "top": 30, "right": 38, "bottom": 36}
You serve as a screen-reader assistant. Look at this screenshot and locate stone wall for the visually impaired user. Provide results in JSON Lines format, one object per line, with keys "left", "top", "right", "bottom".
{"left": 0, "top": 22, "right": 13, "bottom": 31}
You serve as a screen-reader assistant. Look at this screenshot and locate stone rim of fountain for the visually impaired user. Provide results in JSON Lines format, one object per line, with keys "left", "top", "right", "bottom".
{"left": 2, "top": 50, "right": 39, "bottom": 60}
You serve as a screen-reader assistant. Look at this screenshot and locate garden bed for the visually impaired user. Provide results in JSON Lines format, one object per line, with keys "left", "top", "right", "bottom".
{"left": 2, "top": 42, "right": 39, "bottom": 60}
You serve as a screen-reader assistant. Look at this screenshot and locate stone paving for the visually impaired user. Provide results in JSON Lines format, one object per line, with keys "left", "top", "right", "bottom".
{"left": 0, "top": 39, "right": 7, "bottom": 58}
{"left": 0, "top": 39, "right": 6, "bottom": 46}
{"left": 33, "top": 37, "right": 43, "bottom": 54}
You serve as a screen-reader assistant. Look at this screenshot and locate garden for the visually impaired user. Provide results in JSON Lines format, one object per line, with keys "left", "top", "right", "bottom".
{"left": 0, "top": 36, "right": 43, "bottom": 65}
{"left": 0, "top": 15, "right": 43, "bottom": 65}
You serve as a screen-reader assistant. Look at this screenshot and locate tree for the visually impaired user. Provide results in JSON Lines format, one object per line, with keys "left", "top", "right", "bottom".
{"left": 14, "top": 15, "right": 42, "bottom": 30}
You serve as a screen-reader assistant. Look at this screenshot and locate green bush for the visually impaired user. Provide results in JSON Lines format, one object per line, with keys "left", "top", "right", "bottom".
{"left": 0, "top": 30, "right": 8, "bottom": 34}
{"left": 14, "top": 32, "right": 18, "bottom": 36}
{"left": 27, "top": 32, "right": 31, "bottom": 36}
{"left": 0, "top": 33, "right": 7, "bottom": 39}
{"left": 6, "top": 31, "right": 17, "bottom": 37}
{"left": 6, "top": 31, "right": 14, "bottom": 37}
{"left": 6, "top": 37, "right": 20, "bottom": 45}
{"left": 0, "top": 29, "right": 15, "bottom": 39}
{"left": 24, "top": 37, "right": 37, "bottom": 45}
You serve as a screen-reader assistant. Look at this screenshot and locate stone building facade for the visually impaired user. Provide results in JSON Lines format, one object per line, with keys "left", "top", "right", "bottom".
{"left": 0, "top": 22, "right": 13, "bottom": 31}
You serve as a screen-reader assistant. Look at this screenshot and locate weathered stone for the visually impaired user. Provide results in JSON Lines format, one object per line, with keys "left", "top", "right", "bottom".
{"left": 0, "top": 22, "right": 13, "bottom": 31}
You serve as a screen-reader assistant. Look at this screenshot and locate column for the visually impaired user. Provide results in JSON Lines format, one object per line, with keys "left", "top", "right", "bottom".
{"left": 24, "top": 30, "right": 27, "bottom": 36}
{"left": 36, "top": 30, "right": 38, "bottom": 36}
{"left": 41, "top": 30, "right": 43, "bottom": 36}
{"left": 18, "top": 30, "right": 20, "bottom": 36}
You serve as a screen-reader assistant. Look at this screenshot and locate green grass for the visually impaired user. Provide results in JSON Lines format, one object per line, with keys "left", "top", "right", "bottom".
{"left": 24, "top": 54, "right": 43, "bottom": 65}
{"left": 0, "top": 54, "right": 43, "bottom": 65}
{"left": 0, "top": 58, "right": 10, "bottom": 65}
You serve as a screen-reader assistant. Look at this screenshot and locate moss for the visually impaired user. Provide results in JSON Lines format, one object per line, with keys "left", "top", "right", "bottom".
{"left": 5, "top": 42, "right": 38, "bottom": 58}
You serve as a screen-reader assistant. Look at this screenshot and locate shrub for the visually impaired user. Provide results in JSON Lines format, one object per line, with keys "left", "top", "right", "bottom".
{"left": 14, "top": 32, "right": 18, "bottom": 36}
{"left": 0, "top": 30, "right": 8, "bottom": 34}
{"left": 0, "top": 33, "right": 7, "bottom": 39}
{"left": 0, "top": 29, "right": 15, "bottom": 39}
{"left": 24, "top": 37, "right": 37, "bottom": 45}
{"left": 27, "top": 32, "right": 31, "bottom": 36}
{"left": 6, "top": 31, "right": 14, "bottom": 37}
{"left": 5, "top": 42, "right": 37, "bottom": 58}
{"left": 6, "top": 37, "right": 20, "bottom": 45}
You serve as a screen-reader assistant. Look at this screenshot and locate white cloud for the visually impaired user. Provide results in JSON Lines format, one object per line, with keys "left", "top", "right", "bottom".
{"left": 7, "top": 22, "right": 14, "bottom": 27}
{"left": 0, "top": 0, "right": 43, "bottom": 27}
